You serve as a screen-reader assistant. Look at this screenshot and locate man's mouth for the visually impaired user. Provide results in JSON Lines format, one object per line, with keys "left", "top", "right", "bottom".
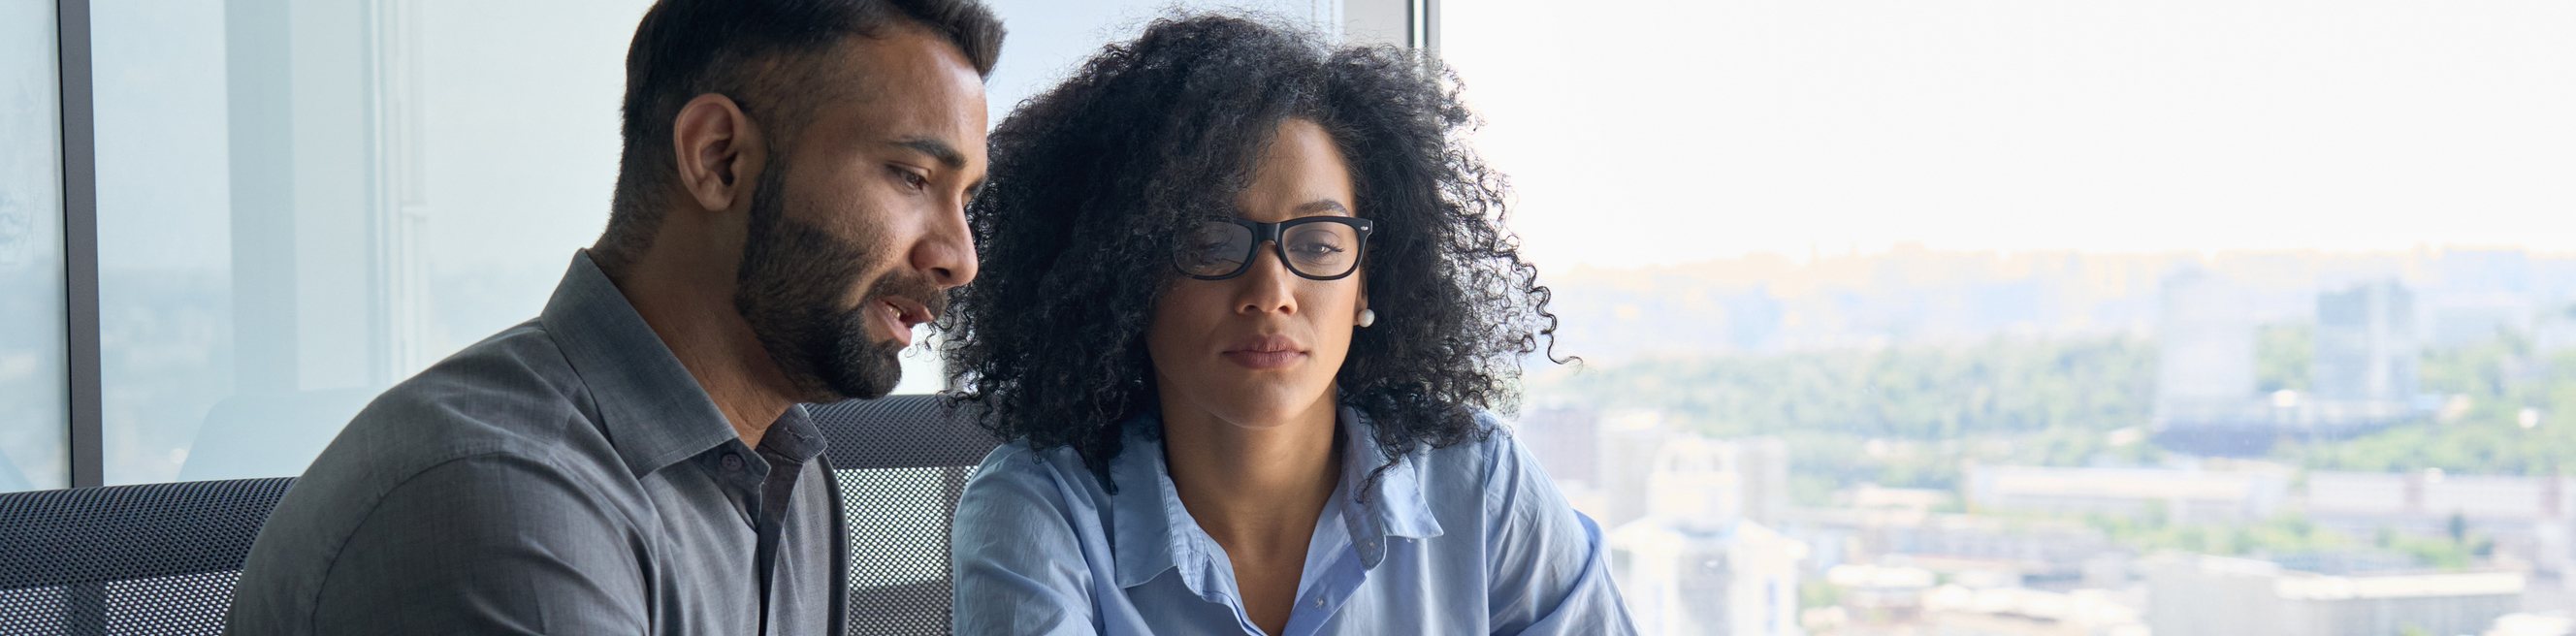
{"left": 873, "top": 296, "right": 935, "bottom": 347}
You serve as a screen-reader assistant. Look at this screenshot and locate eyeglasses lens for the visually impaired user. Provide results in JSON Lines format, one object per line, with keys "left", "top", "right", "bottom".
{"left": 1281, "top": 222, "right": 1360, "bottom": 277}
{"left": 1175, "top": 221, "right": 1255, "bottom": 278}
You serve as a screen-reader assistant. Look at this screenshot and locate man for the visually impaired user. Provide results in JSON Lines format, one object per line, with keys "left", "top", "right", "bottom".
{"left": 224, "top": 1, "right": 1000, "bottom": 634}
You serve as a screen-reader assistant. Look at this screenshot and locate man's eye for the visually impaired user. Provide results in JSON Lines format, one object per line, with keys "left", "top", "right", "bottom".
{"left": 892, "top": 168, "right": 929, "bottom": 190}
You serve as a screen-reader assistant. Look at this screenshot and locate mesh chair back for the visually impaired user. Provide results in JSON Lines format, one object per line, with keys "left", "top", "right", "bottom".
{"left": 0, "top": 396, "right": 996, "bottom": 636}
{"left": 808, "top": 395, "right": 1001, "bottom": 636}
{"left": 0, "top": 478, "right": 295, "bottom": 636}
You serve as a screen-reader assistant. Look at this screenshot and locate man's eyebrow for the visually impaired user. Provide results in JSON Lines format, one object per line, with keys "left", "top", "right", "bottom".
{"left": 1293, "top": 200, "right": 1351, "bottom": 216}
{"left": 892, "top": 137, "right": 968, "bottom": 170}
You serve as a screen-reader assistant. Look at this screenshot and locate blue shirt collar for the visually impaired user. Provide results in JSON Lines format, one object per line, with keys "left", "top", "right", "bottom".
{"left": 1106, "top": 405, "right": 1445, "bottom": 592}
{"left": 537, "top": 250, "right": 745, "bottom": 479}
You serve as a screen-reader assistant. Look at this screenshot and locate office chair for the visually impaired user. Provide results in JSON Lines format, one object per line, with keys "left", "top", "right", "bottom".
{"left": 0, "top": 394, "right": 1000, "bottom": 636}
{"left": 0, "top": 477, "right": 294, "bottom": 635}
{"left": 810, "top": 394, "right": 1002, "bottom": 636}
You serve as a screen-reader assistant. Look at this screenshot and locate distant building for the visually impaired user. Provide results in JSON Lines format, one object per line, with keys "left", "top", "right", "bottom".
{"left": 1609, "top": 433, "right": 1806, "bottom": 636}
{"left": 1787, "top": 502, "right": 2116, "bottom": 584}
{"left": 2158, "top": 278, "right": 2436, "bottom": 453}
{"left": 2151, "top": 269, "right": 2318, "bottom": 455}
{"left": 1594, "top": 412, "right": 1789, "bottom": 529}
{"left": 1821, "top": 564, "right": 1937, "bottom": 629}
{"left": 1513, "top": 405, "right": 1610, "bottom": 525}
{"left": 2431, "top": 292, "right": 2537, "bottom": 348}
{"left": 2306, "top": 471, "right": 2572, "bottom": 524}
{"left": 2312, "top": 279, "right": 2421, "bottom": 422}
{"left": 2303, "top": 470, "right": 2576, "bottom": 575}
{"left": 1963, "top": 462, "right": 2293, "bottom": 525}
{"left": 2266, "top": 548, "right": 2421, "bottom": 576}
{"left": 2145, "top": 554, "right": 2524, "bottom": 636}
{"left": 1833, "top": 484, "right": 1951, "bottom": 515}
{"left": 2155, "top": 269, "right": 2261, "bottom": 428}
{"left": 2489, "top": 612, "right": 2573, "bottom": 636}
{"left": 1613, "top": 521, "right": 1806, "bottom": 636}
{"left": 1599, "top": 411, "right": 1672, "bottom": 529}
{"left": 1920, "top": 585, "right": 2148, "bottom": 636}
{"left": 1882, "top": 520, "right": 2115, "bottom": 584}
{"left": 2441, "top": 248, "right": 2534, "bottom": 296}
{"left": 1511, "top": 404, "right": 1600, "bottom": 484}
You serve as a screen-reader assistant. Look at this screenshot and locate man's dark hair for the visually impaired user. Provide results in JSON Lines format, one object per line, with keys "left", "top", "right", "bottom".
{"left": 598, "top": 0, "right": 1003, "bottom": 273}
{"left": 942, "top": 14, "right": 1563, "bottom": 496}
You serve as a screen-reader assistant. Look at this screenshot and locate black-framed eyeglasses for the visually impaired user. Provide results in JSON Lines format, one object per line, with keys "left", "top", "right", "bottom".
{"left": 1172, "top": 216, "right": 1376, "bottom": 281}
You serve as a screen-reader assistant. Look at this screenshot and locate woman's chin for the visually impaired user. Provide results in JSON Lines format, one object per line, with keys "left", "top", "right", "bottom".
{"left": 1178, "top": 389, "right": 1336, "bottom": 430}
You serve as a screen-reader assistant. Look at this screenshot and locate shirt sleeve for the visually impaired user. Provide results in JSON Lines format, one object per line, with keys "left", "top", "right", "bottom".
{"left": 950, "top": 450, "right": 1106, "bottom": 636}
{"left": 306, "top": 453, "right": 650, "bottom": 635}
{"left": 1481, "top": 431, "right": 1640, "bottom": 635}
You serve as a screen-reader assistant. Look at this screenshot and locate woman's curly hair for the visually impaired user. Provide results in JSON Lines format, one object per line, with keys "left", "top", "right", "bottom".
{"left": 940, "top": 13, "right": 1562, "bottom": 494}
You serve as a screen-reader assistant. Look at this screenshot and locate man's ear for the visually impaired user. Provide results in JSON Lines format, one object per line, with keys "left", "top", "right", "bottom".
{"left": 671, "top": 93, "right": 766, "bottom": 213}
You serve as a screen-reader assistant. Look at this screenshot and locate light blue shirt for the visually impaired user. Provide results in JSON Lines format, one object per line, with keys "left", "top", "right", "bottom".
{"left": 950, "top": 406, "right": 1635, "bottom": 635}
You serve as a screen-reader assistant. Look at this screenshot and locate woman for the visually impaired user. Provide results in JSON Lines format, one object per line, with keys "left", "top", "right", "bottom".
{"left": 942, "top": 15, "right": 1631, "bottom": 636}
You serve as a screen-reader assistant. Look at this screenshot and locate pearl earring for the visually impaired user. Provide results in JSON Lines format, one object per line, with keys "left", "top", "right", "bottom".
{"left": 1357, "top": 309, "right": 1377, "bottom": 328}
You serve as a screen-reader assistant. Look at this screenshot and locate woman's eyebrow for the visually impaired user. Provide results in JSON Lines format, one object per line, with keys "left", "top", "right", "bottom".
{"left": 1293, "top": 200, "right": 1351, "bottom": 216}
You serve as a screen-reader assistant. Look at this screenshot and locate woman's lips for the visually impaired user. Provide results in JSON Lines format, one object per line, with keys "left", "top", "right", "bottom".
{"left": 1222, "top": 350, "right": 1306, "bottom": 369}
{"left": 1221, "top": 334, "right": 1305, "bottom": 369}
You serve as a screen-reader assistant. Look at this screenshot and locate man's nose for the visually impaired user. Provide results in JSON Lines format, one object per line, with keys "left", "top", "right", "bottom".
{"left": 916, "top": 204, "right": 979, "bottom": 288}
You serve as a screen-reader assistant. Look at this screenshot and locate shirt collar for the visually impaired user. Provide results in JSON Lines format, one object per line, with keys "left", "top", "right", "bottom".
{"left": 538, "top": 250, "right": 742, "bottom": 478}
{"left": 1105, "top": 405, "right": 1445, "bottom": 591}
{"left": 1333, "top": 405, "right": 1444, "bottom": 569}
{"left": 757, "top": 404, "right": 828, "bottom": 463}
{"left": 1105, "top": 417, "right": 1206, "bottom": 591}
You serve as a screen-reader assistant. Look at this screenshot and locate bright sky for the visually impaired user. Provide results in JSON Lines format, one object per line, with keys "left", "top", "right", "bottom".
{"left": 1441, "top": 1, "right": 2576, "bottom": 270}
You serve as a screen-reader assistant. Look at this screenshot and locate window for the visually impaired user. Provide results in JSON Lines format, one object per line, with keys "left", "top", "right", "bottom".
{"left": 1, "top": 0, "right": 67, "bottom": 493}
{"left": 87, "top": 0, "right": 654, "bottom": 485}
{"left": 26, "top": 0, "right": 1414, "bottom": 488}
{"left": 1447, "top": 2, "right": 2576, "bottom": 635}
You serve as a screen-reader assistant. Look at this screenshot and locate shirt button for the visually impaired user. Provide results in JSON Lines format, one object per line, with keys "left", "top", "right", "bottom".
{"left": 1313, "top": 597, "right": 1325, "bottom": 609}
{"left": 721, "top": 454, "right": 744, "bottom": 471}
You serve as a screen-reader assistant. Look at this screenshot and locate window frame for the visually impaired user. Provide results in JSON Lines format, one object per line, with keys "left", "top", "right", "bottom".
{"left": 33, "top": 0, "right": 1436, "bottom": 492}
{"left": 57, "top": 0, "right": 102, "bottom": 490}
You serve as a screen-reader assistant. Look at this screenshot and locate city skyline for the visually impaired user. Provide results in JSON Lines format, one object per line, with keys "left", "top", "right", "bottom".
{"left": 1529, "top": 244, "right": 2576, "bottom": 371}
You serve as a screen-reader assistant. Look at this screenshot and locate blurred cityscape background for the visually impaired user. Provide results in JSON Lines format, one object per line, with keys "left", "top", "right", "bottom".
{"left": 5, "top": 1, "right": 2571, "bottom": 635}
{"left": 1513, "top": 246, "right": 2576, "bottom": 635}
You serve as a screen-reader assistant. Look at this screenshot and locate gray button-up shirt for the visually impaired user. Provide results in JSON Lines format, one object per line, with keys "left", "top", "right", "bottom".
{"left": 226, "top": 251, "right": 847, "bottom": 635}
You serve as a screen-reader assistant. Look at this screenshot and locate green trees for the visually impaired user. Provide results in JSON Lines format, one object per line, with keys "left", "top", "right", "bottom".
{"left": 2302, "top": 343, "right": 2576, "bottom": 475}
{"left": 1534, "top": 336, "right": 2156, "bottom": 493}
{"left": 1531, "top": 332, "right": 2576, "bottom": 490}
{"left": 1542, "top": 335, "right": 2156, "bottom": 441}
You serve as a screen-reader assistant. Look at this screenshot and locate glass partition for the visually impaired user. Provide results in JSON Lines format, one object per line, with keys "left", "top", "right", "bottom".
{"left": 80, "top": 0, "right": 1346, "bottom": 484}
{"left": 1449, "top": 2, "right": 2576, "bottom": 635}
{"left": 89, "top": 0, "right": 656, "bottom": 484}
{"left": 0, "top": 0, "right": 69, "bottom": 493}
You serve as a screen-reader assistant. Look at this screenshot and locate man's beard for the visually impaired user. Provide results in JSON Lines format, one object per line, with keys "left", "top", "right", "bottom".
{"left": 733, "top": 164, "right": 942, "bottom": 402}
